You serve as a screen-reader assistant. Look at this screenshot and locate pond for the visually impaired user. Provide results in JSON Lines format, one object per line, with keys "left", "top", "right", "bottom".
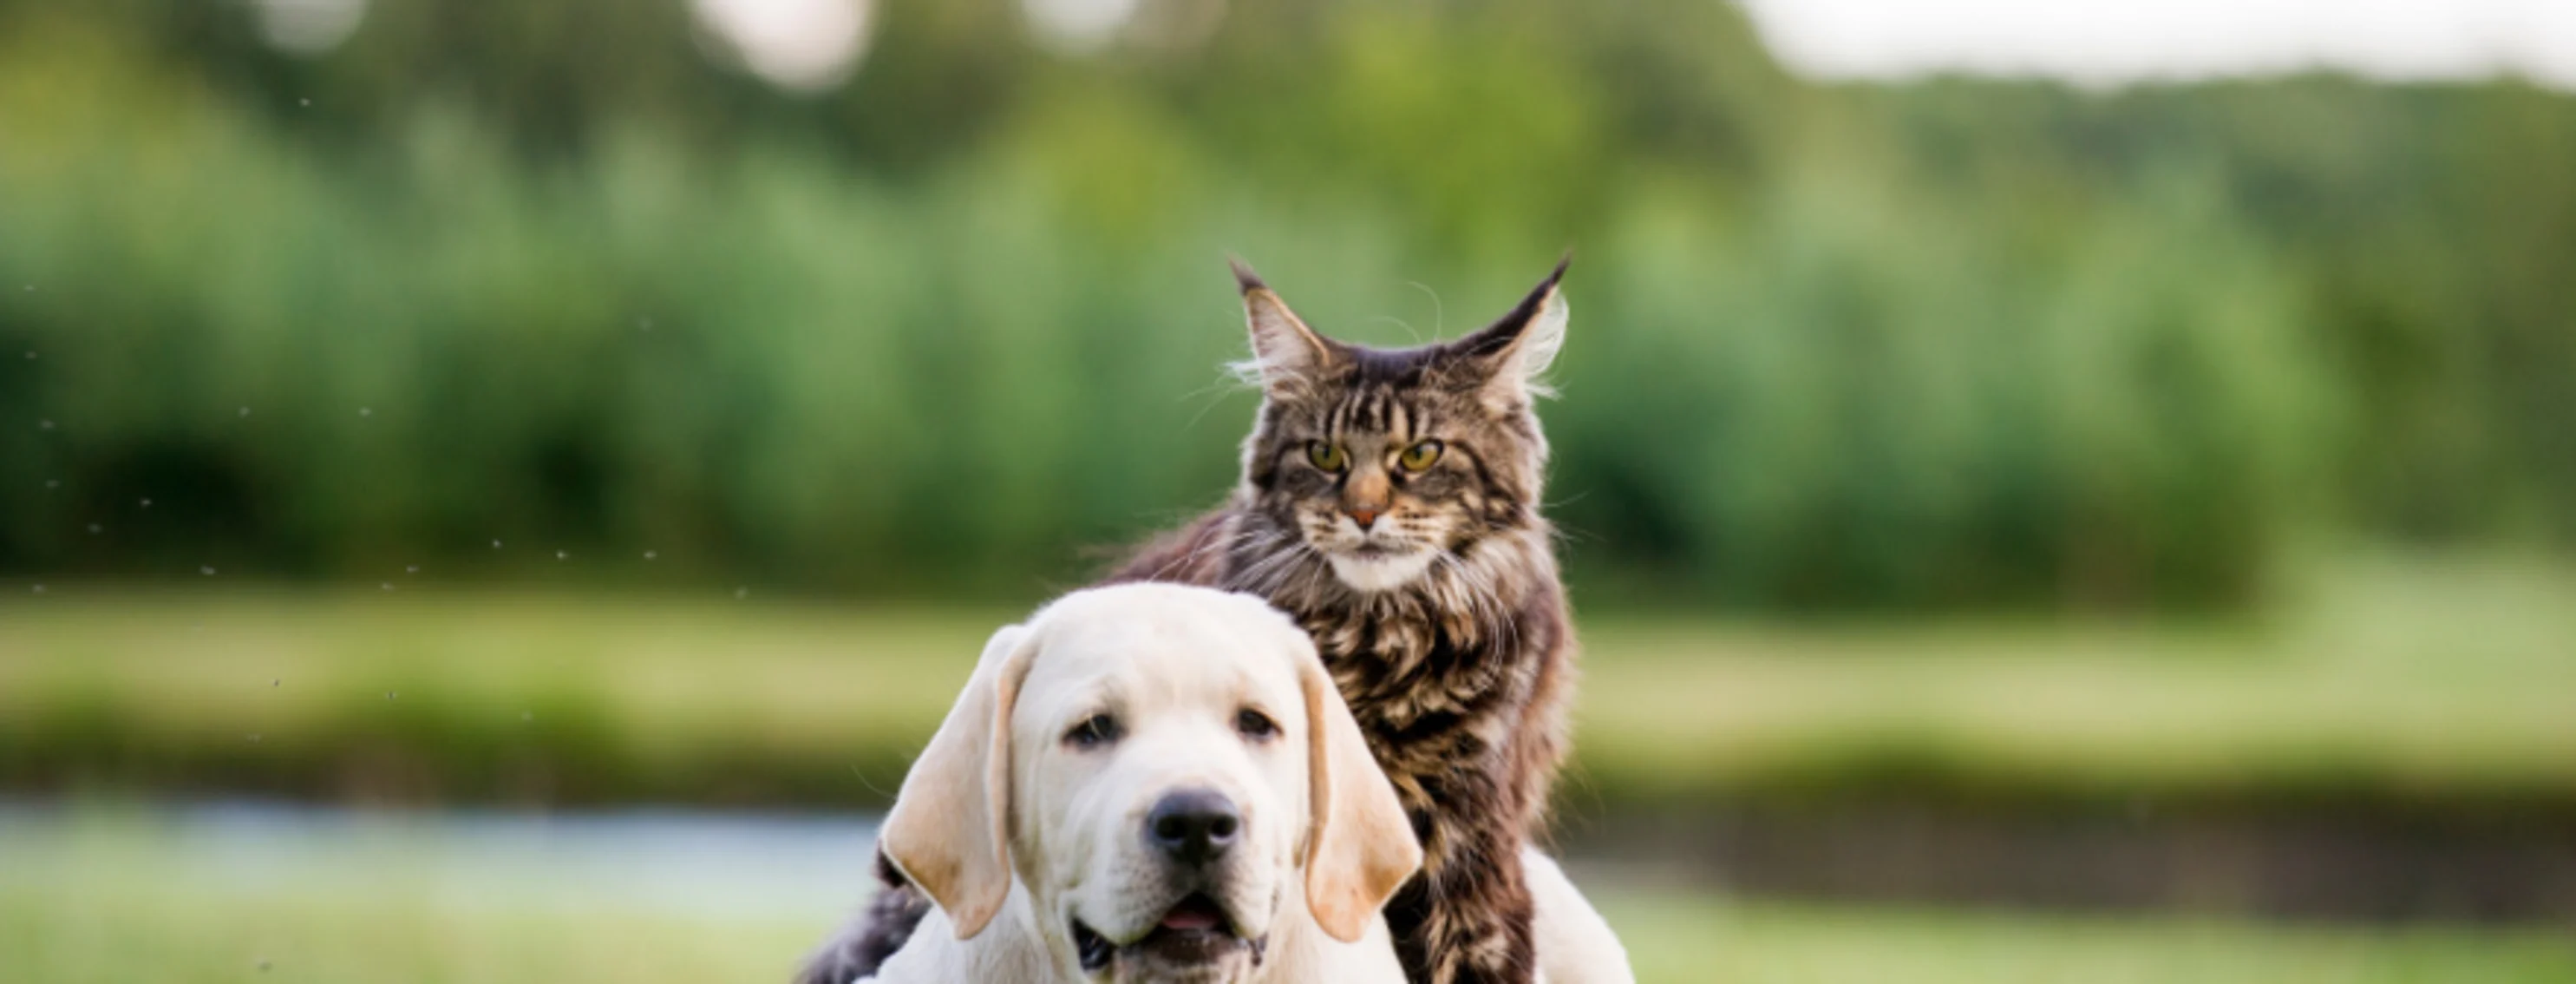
{"left": 0, "top": 799, "right": 882, "bottom": 922}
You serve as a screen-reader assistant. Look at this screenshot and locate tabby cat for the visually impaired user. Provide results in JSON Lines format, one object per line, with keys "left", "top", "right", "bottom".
{"left": 801, "top": 259, "right": 1578, "bottom": 984}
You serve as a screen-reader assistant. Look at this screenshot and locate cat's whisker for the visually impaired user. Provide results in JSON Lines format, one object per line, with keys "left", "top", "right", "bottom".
{"left": 1233, "top": 553, "right": 1293, "bottom": 594}
{"left": 1137, "top": 522, "right": 1260, "bottom": 583}
{"left": 1231, "top": 535, "right": 1319, "bottom": 596}
{"left": 1404, "top": 280, "right": 1445, "bottom": 338}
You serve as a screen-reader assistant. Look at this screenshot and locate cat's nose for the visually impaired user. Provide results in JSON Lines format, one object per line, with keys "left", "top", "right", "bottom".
{"left": 1344, "top": 506, "right": 1382, "bottom": 530}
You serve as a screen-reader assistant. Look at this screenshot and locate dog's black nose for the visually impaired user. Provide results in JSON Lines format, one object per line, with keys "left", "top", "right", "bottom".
{"left": 1146, "top": 788, "right": 1240, "bottom": 865}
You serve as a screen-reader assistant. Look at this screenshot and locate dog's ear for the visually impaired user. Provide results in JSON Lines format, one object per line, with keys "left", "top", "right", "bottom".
{"left": 880, "top": 622, "right": 1038, "bottom": 940}
{"left": 1298, "top": 649, "right": 1424, "bottom": 943}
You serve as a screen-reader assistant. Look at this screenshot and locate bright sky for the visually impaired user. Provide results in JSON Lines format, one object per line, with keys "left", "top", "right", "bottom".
{"left": 1736, "top": 0, "right": 2576, "bottom": 89}
{"left": 256, "top": 0, "right": 2576, "bottom": 93}
{"left": 688, "top": 0, "right": 876, "bottom": 91}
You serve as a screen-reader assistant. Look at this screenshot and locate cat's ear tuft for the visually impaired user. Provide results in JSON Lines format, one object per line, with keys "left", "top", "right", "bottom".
{"left": 1228, "top": 259, "right": 1342, "bottom": 398}
{"left": 1229, "top": 255, "right": 1270, "bottom": 295}
{"left": 1451, "top": 255, "right": 1571, "bottom": 408}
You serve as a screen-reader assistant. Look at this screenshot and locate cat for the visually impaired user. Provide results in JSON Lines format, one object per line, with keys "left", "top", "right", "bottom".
{"left": 1108, "top": 258, "right": 1578, "bottom": 984}
{"left": 801, "top": 259, "right": 1578, "bottom": 984}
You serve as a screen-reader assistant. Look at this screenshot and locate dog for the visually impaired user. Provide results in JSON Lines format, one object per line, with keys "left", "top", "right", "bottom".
{"left": 856, "top": 583, "right": 1420, "bottom": 982}
{"left": 834, "top": 584, "right": 1633, "bottom": 983}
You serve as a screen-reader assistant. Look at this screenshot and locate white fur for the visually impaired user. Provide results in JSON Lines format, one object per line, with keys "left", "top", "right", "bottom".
{"left": 1506, "top": 288, "right": 1569, "bottom": 400}
{"left": 1308, "top": 512, "right": 1448, "bottom": 594}
{"left": 873, "top": 867, "right": 1406, "bottom": 984}
{"left": 1527, "top": 848, "right": 1635, "bottom": 984}
{"left": 875, "top": 847, "right": 1636, "bottom": 984}
{"left": 864, "top": 584, "right": 1633, "bottom": 983}
{"left": 1324, "top": 550, "right": 1441, "bottom": 593}
{"left": 866, "top": 585, "right": 1412, "bottom": 983}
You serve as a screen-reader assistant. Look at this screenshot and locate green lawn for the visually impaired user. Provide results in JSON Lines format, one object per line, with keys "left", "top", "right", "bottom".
{"left": 1602, "top": 895, "right": 2576, "bottom": 983}
{"left": 8, "top": 823, "right": 2570, "bottom": 984}
{"left": 5, "top": 553, "right": 2574, "bottom": 810}
{"left": 15, "top": 894, "right": 2572, "bottom": 984}
{"left": 1572, "top": 552, "right": 2576, "bottom": 806}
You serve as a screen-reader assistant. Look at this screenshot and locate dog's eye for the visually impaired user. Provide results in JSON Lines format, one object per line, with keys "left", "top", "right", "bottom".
{"left": 1064, "top": 713, "right": 1121, "bottom": 749}
{"left": 1235, "top": 709, "right": 1280, "bottom": 742}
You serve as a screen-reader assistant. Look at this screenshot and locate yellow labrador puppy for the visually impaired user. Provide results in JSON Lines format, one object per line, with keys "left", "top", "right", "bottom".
{"left": 855, "top": 584, "right": 1633, "bottom": 983}
{"left": 863, "top": 583, "right": 1420, "bottom": 983}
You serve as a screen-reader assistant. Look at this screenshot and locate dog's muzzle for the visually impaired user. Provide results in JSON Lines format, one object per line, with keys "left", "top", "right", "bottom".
{"left": 1071, "top": 895, "right": 1266, "bottom": 975}
{"left": 1069, "top": 788, "right": 1266, "bottom": 976}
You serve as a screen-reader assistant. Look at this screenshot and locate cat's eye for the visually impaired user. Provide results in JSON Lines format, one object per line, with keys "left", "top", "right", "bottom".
{"left": 1398, "top": 439, "right": 1444, "bottom": 472}
{"left": 1064, "top": 713, "right": 1121, "bottom": 750}
{"left": 1235, "top": 708, "right": 1281, "bottom": 742}
{"left": 1307, "top": 441, "right": 1348, "bottom": 472}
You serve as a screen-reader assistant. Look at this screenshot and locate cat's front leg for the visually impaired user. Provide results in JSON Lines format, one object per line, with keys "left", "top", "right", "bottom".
{"left": 1389, "top": 789, "right": 1541, "bottom": 984}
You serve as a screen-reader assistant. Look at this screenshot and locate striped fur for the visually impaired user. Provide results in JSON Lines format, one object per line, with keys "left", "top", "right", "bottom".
{"left": 1104, "top": 260, "right": 1576, "bottom": 984}
{"left": 801, "top": 260, "right": 1576, "bottom": 984}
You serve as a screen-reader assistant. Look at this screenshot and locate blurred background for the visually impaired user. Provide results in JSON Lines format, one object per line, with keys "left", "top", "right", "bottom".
{"left": 3, "top": 0, "right": 2573, "bottom": 981}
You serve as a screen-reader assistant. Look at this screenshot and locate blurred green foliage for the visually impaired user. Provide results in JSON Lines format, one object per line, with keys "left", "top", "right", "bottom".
{"left": 9, "top": 556, "right": 2572, "bottom": 810}
{"left": 2, "top": 0, "right": 2570, "bottom": 608}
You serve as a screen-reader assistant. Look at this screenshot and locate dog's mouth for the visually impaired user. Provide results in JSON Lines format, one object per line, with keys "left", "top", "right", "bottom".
{"left": 1071, "top": 895, "right": 1263, "bottom": 974}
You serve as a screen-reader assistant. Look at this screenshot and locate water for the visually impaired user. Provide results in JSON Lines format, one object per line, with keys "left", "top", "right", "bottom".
{"left": 0, "top": 800, "right": 881, "bottom": 922}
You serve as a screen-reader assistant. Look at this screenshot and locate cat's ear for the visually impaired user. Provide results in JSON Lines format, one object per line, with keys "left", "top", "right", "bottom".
{"left": 1449, "top": 255, "right": 1570, "bottom": 410}
{"left": 1231, "top": 258, "right": 1344, "bottom": 398}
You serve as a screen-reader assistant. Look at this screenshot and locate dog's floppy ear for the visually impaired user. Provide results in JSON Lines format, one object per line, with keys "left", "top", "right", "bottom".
{"left": 1298, "top": 651, "right": 1424, "bottom": 943}
{"left": 880, "top": 622, "right": 1039, "bottom": 940}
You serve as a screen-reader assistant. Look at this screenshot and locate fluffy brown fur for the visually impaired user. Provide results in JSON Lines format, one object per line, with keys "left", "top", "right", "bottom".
{"left": 801, "top": 260, "right": 1578, "bottom": 984}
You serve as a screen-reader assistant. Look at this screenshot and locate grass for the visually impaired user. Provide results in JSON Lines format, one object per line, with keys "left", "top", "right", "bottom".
{"left": 1569, "top": 552, "right": 2576, "bottom": 809}
{"left": 1601, "top": 894, "right": 2576, "bottom": 983}
{"left": 3, "top": 553, "right": 2573, "bottom": 810}
{"left": 16, "top": 893, "right": 2573, "bottom": 984}
{"left": 6, "top": 815, "right": 2572, "bottom": 984}
{"left": 2, "top": 884, "right": 815, "bottom": 984}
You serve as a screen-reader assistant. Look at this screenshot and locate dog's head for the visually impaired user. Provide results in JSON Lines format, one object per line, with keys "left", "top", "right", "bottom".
{"left": 879, "top": 583, "right": 1420, "bottom": 983}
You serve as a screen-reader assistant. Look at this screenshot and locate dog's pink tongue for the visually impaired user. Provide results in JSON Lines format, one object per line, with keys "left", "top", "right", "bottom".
{"left": 1160, "top": 906, "right": 1223, "bottom": 932}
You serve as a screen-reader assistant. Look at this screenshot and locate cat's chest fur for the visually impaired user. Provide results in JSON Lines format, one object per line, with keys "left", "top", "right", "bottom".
{"left": 1246, "top": 551, "right": 1553, "bottom": 789}
{"left": 1303, "top": 600, "right": 1514, "bottom": 728}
